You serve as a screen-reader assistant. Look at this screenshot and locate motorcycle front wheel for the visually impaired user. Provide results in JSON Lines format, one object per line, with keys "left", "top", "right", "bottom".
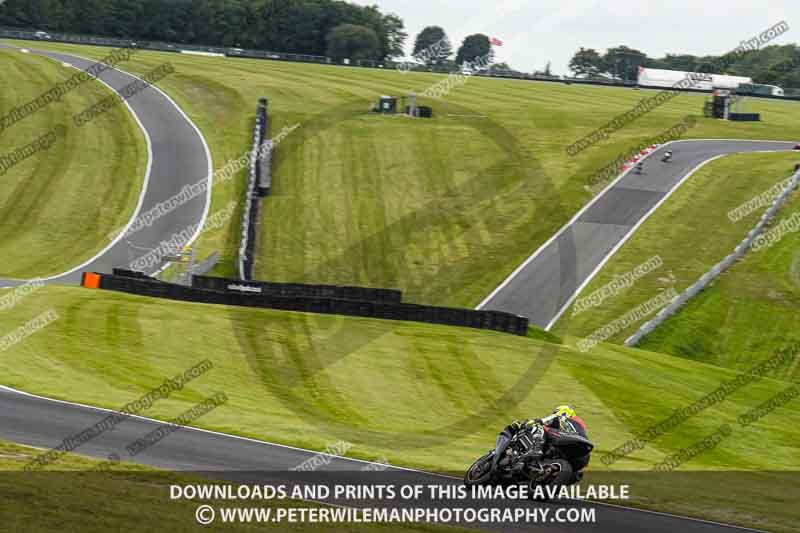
{"left": 464, "top": 452, "right": 494, "bottom": 485}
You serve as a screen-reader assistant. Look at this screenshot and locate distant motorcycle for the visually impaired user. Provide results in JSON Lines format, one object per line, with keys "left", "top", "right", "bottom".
{"left": 661, "top": 151, "right": 673, "bottom": 163}
{"left": 464, "top": 423, "right": 594, "bottom": 498}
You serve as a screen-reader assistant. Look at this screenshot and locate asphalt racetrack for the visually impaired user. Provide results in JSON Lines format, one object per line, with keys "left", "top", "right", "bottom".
{"left": 478, "top": 139, "right": 798, "bottom": 329}
{"left": 0, "top": 44, "right": 211, "bottom": 288}
{"left": 0, "top": 385, "right": 764, "bottom": 532}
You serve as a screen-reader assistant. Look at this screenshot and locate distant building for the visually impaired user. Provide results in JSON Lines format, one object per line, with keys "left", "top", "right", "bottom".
{"left": 737, "top": 83, "right": 785, "bottom": 97}
{"left": 637, "top": 67, "right": 752, "bottom": 91}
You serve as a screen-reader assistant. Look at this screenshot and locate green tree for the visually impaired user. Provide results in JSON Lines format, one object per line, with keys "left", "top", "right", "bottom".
{"left": 652, "top": 54, "right": 698, "bottom": 72}
{"left": 106, "top": 0, "right": 144, "bottom": 37}
{"left": 325, "top": 23, "right": 380, "bottom": 60}
{"left": 0, "top": 0, "right": 403, "bottom": 61}
{"left": 603, "top": 45, "right": 647, "bottom": 81}
{"left": 412, "top": 26, "right": 451, "bottom": 65}
{"left": 380, "top": 13, "right": 407, "bottom": 59}
{"left": 489, "top": 62, "right": 510, "bottom": 71}
{"left": 455, "top": 33, "right": 492, "bottom": 66}
{"left": 568, "top": 47, "right": 603, "bottom": 77}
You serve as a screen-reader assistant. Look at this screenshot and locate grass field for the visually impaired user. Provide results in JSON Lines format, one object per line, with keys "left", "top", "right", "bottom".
{"left": 2, "top": 286, "right": 798, "bottom": 474}
{"left": 6, "top": 40, "right": 800, "bottom": 308}
{"left": 0, "top": 48, "right": 146, "bottom": 279}
{"left": 553, "top": 152, "right": 800, "bottom": 380}
{"left": 638, "top": 195, "right": 800, "bottom": 374}
{"left": 1, "top": 286, "right": 799, "bottom": 530}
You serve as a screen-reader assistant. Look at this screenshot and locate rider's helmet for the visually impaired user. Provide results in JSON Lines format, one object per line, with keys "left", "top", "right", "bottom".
{"left": 553, "top": 405, "right": 577, "bottom": 419}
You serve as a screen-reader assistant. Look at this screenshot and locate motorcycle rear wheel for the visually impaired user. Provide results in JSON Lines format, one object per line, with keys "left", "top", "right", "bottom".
{"left": 529, "top": 459, "right": 574, "bottom": 500}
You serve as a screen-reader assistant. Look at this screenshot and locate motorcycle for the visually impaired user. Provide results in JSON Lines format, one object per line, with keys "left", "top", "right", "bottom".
{"left": 464, "top": 424, "right": 594, "bottom": 497}
{"left": 661, "top": 152, "right": 673, "bottom": 163}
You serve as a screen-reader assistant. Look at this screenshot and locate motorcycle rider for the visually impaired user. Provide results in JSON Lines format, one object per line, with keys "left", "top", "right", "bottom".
{"left": 491, "top": 405, "right": 587, "bottom": 474}
{"left": 662, "top": 150, "right": 673, "bottom": 162}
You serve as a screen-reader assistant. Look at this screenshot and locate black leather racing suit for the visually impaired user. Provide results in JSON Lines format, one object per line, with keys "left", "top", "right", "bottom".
{"left": 491, "top": 414, "right": 588, "bottom": 473}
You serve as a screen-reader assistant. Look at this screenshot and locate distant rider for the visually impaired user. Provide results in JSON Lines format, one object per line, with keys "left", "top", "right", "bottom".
{"left": 662, "top": 150, "right": 673, "bottom": 162}
{"left": 491, "top": 405, "right": 588, "bottom": 474}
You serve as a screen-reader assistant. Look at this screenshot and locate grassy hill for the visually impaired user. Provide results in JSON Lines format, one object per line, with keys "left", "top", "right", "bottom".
{"left": 5, "top": 40, "right": 800, "bottom": 309}
{"left": 553, "top": 152, "right": 800, "bottom": 380}
{"left": 1, "top": 285, "right": 799, "bottom": 530}
{"left": 2, "top": 286, "right": 798, "bottom": 474}
{"left": 0, "top": 48, "right": 146, "bottom": 279}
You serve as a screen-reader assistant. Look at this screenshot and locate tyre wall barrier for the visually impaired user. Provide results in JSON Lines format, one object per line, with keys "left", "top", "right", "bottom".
{"left": 729, "top": 113, "right": 762, "bottom": 121}
{"left": 82, "top": 273, "right": 529, "bottom": 336}
{"left": 625, "top": 170, "right": 800, "bottom": 347}
{"left": 192, "top": 275, "right": 402, "bottom": 303}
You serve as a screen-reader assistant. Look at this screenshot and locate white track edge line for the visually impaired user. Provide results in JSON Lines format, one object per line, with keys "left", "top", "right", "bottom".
{"left": 475, "top": 140, "right": 669, "bottom": 311}
{"left": 476, "top": 138, "right": 797, "bottom": 314}
{"left": 586, "top": 500, "right": 769, "bottom": 533}
{"left": 0, "top": 383, "right": 451, "bottom": 479}
{"left": 17, "top": 50, "right": 154, "bottom": 282}
{"left": 6, "top": 46, "right": 213, "bottom": 283}
{"left": 53, "top": 50, "right": 215, "bottom": 278}
{"left": 543, "top": 153, "right": 725, "bottom": 331}
{"left": 0, "top": 382, "right": 776, "bottom": 531}
{"left": 544, "top": 145, "right": 795, "bottom": 331}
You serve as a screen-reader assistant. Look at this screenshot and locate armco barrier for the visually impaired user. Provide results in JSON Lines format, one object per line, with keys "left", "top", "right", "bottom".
{"left": 84, "top": 273, "right": 528, "bottom": 336}
{"left": 192, "top": 275, "right": 402, "bottom": 303}
{"left": 257, "top": 98, "right": 272, "bottom": 197}
{"left": 112, "top": 268, "right": 163, "bottom": 280}
{"left": 625, "top": 170, "right": 800, "bottom": 346}
{"left": 238, "top": 99, "right": 269, "bottom": 280}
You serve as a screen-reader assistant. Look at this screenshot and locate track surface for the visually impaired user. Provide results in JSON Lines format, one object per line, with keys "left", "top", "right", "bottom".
{"left": 0, "top": 44, "right": 211, "bottom": 287}
{"left": 0, "top": 386, "right": 762, "bottom": 532}
{"left": 0, "top": 46, "right": 781, "bottom": 532}
{"left": 478, "top": 140, "right": 798, "bottom": 329}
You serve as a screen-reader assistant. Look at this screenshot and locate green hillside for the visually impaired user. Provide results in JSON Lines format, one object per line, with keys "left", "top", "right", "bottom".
{"left": 0, "top": 48, "right": 146, "bottom": 279}
{"left": 0, "top": 285, "right": 798, "bottom": 530}
{"left": 5, "top": 40, "right": 800, "bottom": 308}
{"left": 554, "top": 152, "right": 800, "bottom": 380}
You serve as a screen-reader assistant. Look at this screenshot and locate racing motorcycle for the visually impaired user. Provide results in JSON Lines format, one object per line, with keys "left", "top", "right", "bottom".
{"left": 464, "top": 423, "right": 594, "bottom": 497}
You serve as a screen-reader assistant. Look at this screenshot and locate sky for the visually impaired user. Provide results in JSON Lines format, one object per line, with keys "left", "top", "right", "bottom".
{"left": 351, "top": 0, "right": 798, "bottom": 75}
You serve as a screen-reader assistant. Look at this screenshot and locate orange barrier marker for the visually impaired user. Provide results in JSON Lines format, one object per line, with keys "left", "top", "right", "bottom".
{"left": 82, "top": 272, "right": 101, "bottom": 289}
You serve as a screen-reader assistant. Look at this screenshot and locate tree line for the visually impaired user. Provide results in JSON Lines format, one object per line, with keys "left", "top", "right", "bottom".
{"left": 410, "top": 26, "right": 504, "bottom": 71}
{"left": 569, "top": 44, "right": 800, "bottom": 88}
{"left": 0, "top": 0, "right": 407, "bottom": 60}
{"left": 0, "top": 2, "right": 504, "bottom": 69}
